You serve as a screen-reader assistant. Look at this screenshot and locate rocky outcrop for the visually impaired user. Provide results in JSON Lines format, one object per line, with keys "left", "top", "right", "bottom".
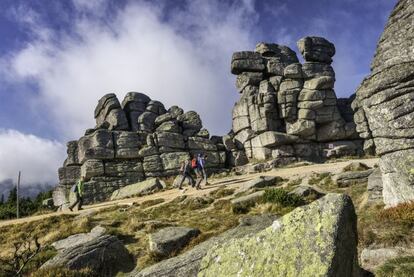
{"left": 198, "top": 194, "right": 361, "bottom": 276}
{"left": 227, "top": 37, "right": 363, "bottom": 165}
{"left": 54, "top": 92, "right": 227, "bottom": 207}
{"left": 352, "top": 0, "right": 414, "bottom": 207}
{"left": 127, "top": 214, "right": 278, "bottom": 277}
{"left": 333, "top": 170, "right": 373, "bottom": 188}
{"left": 42, "top": 226, "right": 134, "bottom": 275}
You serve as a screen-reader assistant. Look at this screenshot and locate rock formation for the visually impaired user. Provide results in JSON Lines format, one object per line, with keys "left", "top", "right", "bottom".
{"left": 54, "top": 92, "right": 227, "bottom": 207}
{"left": 226, "top": 37, "right": 363, "bottom": 166}
{"left": 352, "top": 0, "right": 414, "bottom": 207}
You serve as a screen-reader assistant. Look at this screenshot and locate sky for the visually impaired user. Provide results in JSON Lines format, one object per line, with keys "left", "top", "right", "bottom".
{"left": 0, "top": 0, "right": 396, "bottom": 195}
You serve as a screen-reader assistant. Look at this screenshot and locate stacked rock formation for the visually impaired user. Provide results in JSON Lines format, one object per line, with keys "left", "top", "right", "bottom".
{"left": 352, "top": 0, "right": 414, "bottom": 207}
{"left": 226, "top": 37, "right": 362, "bottom": 165}
{"left": 54, "top": 92, "right": 226, "bottom": 207}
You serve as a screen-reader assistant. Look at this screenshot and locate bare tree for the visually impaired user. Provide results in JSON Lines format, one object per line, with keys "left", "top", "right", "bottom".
{"left": 0, "top": 235, "right": 42, "bottom": 276}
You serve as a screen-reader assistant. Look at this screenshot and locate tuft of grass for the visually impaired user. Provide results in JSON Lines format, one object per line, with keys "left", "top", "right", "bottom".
{"left": 140, "top": 198, "right": 165, "bottom": 209}
{"left": 262, "top": 188, "right": 304, "bottom": 207}
{"left": 379, "top": 202, "right": 414, "bottom": 224}
{"left": 376, "top": 256, "right": 414, "bottom": 277}
{"left": 29, "top": 267, "right": 96, "bottom": 277}
{"left": 209, "top": 187, "right": 235, "bottom": 199}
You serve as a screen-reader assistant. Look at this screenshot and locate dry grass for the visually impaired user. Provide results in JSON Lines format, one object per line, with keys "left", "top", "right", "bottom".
{"left": 376, "top": 256, "right": 414, "bottom": 277}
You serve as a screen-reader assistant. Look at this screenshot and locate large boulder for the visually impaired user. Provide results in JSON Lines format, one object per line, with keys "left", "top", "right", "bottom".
{"left": 122, "top": 92, "right": 151, "bottom": 131}
{"left": 352, "top": 0, "right": 414, "bottom": 207}
{"left": 94, "top": 93, "right": 129, "bottom": 130}
{"left": 149, "top": 227, "right": 200, "bottom": 257}
{"left": 77, "top": 129, "right": 114, "bottom": 163}
{"left": 110, "top": 178, "right": 166, "bottom": 200}
{"left": 127, "top": 214, "right": 277, "bottom": 277}
{"left": 198, "top": 194, "right": 361, "bottom": 276}
{"left": 297, "top": 36, "right": 335, "bottom": 64}
{"left": 42, "top": 226, "right": 134, "bottom": 275}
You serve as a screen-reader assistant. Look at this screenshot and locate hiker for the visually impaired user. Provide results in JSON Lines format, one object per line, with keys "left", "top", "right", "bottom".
{"left": 197, "top": 153, "right": 208, "bottom": 185}
{"left": 178, "top": 157, "right": 195, "bottom": 190}
{"left": 69, "top": 176, "right": 85, "bottom": 211}
{"left": 192, "top": 154, "right": 203, "bottom": 189}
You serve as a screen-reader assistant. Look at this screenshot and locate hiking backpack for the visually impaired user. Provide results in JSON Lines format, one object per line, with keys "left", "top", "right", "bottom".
{"left": 191, "top": 158, "right": 198, "bottom": 169}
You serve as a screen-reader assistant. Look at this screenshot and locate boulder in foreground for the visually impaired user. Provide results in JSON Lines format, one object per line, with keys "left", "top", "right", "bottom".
{"left": 42, "top": 226, "right": 134, "bottom": 275}
{"left": 198, "top": 193, "right": 361, "bottom": 277}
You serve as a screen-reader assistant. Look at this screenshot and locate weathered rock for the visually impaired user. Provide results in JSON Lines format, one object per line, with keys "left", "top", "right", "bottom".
{"left": 236, "top": 176, "right": 283, "bottom": 193}
{"left": 81, "top": 159, "right": 104, "bottom": 180}
{"left": 77, "top": 129, "right": 114, "bottom": 163}
{"left": 231, "top": 191, "right": 264, "bottom": 212}
{"left": 95, "top": 93, "right": 129, "bottom": 131}
{"left": 42, "top": 226, "right": 134, "bottom": 275}
{"left": 110, "top": 178, "right": 166, "bottom": 200}
{"left": 149, "top": 227, "right": 200, "bottom": 256}
{"left": 160, "top": 152, "right": 189, "bottom": 171}
{"left": 297, "top": 36, "right": 335, "bottom": 64}
{"left": 361, "top": 247, "right": 414, "bottom": 272}
{"left": 156, "top": 132, "right": 185, "bottom": 150}
{"left": 156, "top": 121, "right": 181, "bottom": 133}
{"left": 231, "top": 51, "right": 265, "bottom": 74}
{"left": 114, "top": 131, "right": 141, "bottom": 158}
{"left": 367, "top": 168, "right": 383, "bottom": 204}
{"left": 236, "top": 72, "right": 264, "bottom": 92}
{"left": 380, "top": 149, "right": 414, "bottom": 207}
{"left": 198, "top": 193, "right": 361, "bottom": 277}
{"left": 352, "top": 0, "right": 414, "bottom": 206}
{"left": 64, "top": 141, "right": 79, "bottom": 166}
{"left": 122, "top": 92, "right": 151, "bottom": 131}
{"left": 138, "top": 111, "right": 158, "bottom": 132}
{"left": 289, "top": 185, "right": 325, "bottom": 198}
{"left": 127, "top": 214, "right": 277, "bottom": 277}
{"left": 333, "top": 170, "right": 373, "bottom": 188}
{"left": 178, "top": 111, "right": 202, "bottom": 135}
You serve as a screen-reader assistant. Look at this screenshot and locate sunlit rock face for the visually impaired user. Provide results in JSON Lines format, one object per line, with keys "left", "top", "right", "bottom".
{"left": 352, "top": 0, "right": 414, "bottom": 207}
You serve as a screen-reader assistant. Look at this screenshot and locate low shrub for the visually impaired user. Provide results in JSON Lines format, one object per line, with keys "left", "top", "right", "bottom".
{"left": 379, "top": 202, "right": 414, "bottom": 224}
{"left": 262, "top": 188, "right": 303, "bottom": 207}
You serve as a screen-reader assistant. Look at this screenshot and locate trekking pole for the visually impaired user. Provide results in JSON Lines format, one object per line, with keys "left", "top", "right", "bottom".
{"left": 16, "top": 171, "right": 21, "bottom": 219}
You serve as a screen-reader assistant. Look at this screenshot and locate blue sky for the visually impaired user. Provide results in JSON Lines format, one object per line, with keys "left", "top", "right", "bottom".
{"left": 0, "top": 0, "right": 396, "bottom": 190}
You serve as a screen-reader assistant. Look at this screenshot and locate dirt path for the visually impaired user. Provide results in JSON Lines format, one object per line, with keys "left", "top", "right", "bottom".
{"left": 0, "top": 158, "right": 378, "bottom": 227}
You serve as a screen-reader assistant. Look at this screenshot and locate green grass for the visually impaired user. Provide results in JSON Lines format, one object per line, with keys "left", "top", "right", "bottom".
{"left": 262, "top": 188, "right": 303, "bottom": 207}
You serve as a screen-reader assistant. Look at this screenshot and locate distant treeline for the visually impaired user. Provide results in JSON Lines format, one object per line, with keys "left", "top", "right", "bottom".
{"left": 0, "top": 188, "right": 53, "bottom": 220}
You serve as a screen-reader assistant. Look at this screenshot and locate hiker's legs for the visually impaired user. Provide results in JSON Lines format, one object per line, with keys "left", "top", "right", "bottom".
{"left": 187, "top": 173, "right": 195, "bottom": 187}
{"left": 69, "top": 193, "right": 80, "bottom": 210}
{"left": 78, "top": 196, "right": 83, "bottom": 210}
{"left": 202, "top": 168, "right": 207, "bottom": 184}
{"left": 178, "top": 174, "right": 186, "bottom": 189}
{"left": 195, "top": 176, "right": 203, "bottom": 189}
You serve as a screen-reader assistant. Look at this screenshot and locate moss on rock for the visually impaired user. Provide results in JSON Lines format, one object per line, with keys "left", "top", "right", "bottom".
{"left": 198, "top": 193, "right": 361, "bottom": 277}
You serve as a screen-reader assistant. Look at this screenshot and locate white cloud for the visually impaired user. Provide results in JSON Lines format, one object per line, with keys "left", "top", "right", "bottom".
{"left": 0, "top": 129, "right": 65, "bottom": 186}
{"left": 6, "top": 0, "right": 258, "bottom": 141}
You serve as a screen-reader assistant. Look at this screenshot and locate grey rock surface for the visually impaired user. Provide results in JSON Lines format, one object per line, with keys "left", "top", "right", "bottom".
{"left": 198, "top": 194, "right": 361, "bottom": 277}
{"left": 127, "top": 214, "right": 277, "bottom": 277}
{"left": 149, "top": 227, "right": 200, "bottom": 257}
{"left": 42, "top": 226, "right": 134, "bottom": 275}
{"left": 110, "top": 178, "right": 166, "bottom": 200}
{"left": 352, "top": 0, "right": 414, "bottom": 206}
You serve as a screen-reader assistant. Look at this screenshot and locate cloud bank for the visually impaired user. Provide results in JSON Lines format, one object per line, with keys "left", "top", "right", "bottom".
{"left": 0, "top": 129, "right": 65, "bottom": 189}
{"left": 7, "top": 0, "right": 258, "bottom": 141}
